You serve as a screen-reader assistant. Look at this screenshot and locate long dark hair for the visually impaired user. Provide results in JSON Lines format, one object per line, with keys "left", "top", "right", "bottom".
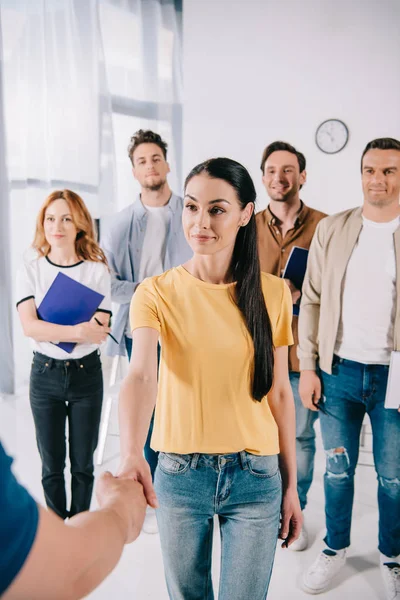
{"left": 184, "top": 158, "right": 274, "bottom": 401}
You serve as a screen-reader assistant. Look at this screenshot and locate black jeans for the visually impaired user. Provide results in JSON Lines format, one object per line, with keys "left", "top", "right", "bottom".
{"left": 29, "top": 350, "right": 103, "bottom": 519}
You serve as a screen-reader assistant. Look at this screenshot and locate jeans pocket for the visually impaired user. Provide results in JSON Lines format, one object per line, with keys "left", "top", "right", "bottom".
{"left": 320, "top": 368, "right": 340, "bottom": 399}
{"left": 246, "top": 453, "right": 279, "bottom": 478}
{"left": 31, "top": 360, "right": 49, "bottom": 376}
{"left": 330, "top": 355, "right": 342, "bottom": 376}
{"left": 158, "top": 452, "right": 191, "bottom": 475}
{"left": 82, "top": 359, "right": 102, "bottom": 375}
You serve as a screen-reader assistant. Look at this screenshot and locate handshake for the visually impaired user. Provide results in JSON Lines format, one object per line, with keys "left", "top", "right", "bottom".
{"left": 96, "top": 454, "right": 158, "bottom": 542}
{"left": 96, "top": 470, "right": 148, "bottom": 543}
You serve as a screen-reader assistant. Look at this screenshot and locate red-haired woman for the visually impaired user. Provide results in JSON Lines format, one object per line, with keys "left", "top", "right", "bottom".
{"left": 16, "top": 190, "right": 111, "bottom": 519}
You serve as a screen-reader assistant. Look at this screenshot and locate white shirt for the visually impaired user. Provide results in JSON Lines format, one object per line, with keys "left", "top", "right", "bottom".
{"left": 138, "top": 204, "right": 171, "bottom": 282}
{"left": 335, "top": 215, "right": 398, "bottom": 364}
{"left": 16, "top": 255, "right": 111, "bottom": 359}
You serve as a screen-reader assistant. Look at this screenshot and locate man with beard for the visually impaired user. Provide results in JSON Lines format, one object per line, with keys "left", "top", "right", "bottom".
{"left": 299, "top": 138, "right": 400, "bottom": 597}
{"left": 256, "top": 141, "right": 326, "bottom": 551}
{"left": 102, "top": 130, "right": 191, "bottom": 534}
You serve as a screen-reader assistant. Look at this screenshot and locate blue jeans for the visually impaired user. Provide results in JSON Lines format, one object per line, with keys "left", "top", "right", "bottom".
{"left": 30, "top": 351, "right": 103, "bottom": 519}
{"left": 125, "top": 336, "right": 158, "bottom": 480}
{"left": 154, "top": 451, "right": 282, "bottom": 600}
{"left": 290, "top": 372, "right": 318, "bottom": 510}
{"left": 320, "top": 356, "right": 400, "bottom": 557}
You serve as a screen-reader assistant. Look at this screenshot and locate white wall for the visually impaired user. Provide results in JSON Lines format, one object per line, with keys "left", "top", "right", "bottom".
{"left": 183, "top": 0, "right": 400, "bottom": 214}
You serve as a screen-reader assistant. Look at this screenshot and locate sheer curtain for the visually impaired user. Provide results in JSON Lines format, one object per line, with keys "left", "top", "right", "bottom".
{"left": 99, "top": 0, "right": 183, "bottom": 211}
{"left": 0, "top": 0, "right": 182, "bottom": 390}
{"left": 0, "top": 11, "right": 13, "bottom": 394}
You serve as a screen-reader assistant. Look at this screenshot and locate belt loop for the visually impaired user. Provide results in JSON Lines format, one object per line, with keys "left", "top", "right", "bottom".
{"left": 239, "top": 451, "right": 248, "bottom": 470}
{"left": 48, "top": 358, "right": 54, "bottom": 369}
{"left": 190, "top": 453, "right": 200, "bottom": 470}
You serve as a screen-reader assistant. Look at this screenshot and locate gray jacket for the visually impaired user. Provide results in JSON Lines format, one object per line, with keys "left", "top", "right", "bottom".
{"left": 101, "top": 193, "right": 192, "bottom": 356}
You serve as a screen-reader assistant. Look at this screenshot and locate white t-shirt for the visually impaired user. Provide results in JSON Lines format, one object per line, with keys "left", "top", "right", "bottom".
{"left": 335, "top": 216, "right": 398, "bottom": 364}
{"left": 137, "top": 204, "right": 170, "bottom": 282}
{"left": 16, "top": 255, "right": 112, "bottom": 360}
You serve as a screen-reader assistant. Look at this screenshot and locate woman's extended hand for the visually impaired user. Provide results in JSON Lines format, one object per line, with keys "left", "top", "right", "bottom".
{"left": 75, "top": 321, "right": 110, "bottom": 344}
{"left": 117, "top": 454, "right": 158, "bottom": 509}
{"left": 279, "top": 487, "right": 303, "bottom": 548}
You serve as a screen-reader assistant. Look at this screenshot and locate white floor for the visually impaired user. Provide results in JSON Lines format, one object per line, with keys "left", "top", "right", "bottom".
{"left": 0, "top": 375, "right": 385, "bottom": 600}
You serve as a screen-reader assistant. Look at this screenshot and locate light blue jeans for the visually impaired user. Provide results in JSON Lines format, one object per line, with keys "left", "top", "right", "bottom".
{"left": 154, "top": 451, "right": 282, "bottom": 600}
{"left": 290, "top": 372, "right": 318, "bottom": 510}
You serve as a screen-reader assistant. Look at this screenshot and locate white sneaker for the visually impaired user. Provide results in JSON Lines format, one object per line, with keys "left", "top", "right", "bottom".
{"left": 381, "top": 561, "right": 400, "bottom": 599}
{"left": 290, "top": 524, "right": 309, "bottom": 552}
{"left": 142, "top": 506, "right": 158, "bottom": 534}
{"left": 302, "top": 548, "right": 346, "bottom": 594}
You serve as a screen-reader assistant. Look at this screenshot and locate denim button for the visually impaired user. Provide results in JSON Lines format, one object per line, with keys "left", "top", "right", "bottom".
{"left": 66, "top": 362, "right": 70, "bottom": 366}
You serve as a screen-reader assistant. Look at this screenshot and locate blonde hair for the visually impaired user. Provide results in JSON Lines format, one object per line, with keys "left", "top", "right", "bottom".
{"left": 33, "top": 190, "right": 108, "bottom": 265}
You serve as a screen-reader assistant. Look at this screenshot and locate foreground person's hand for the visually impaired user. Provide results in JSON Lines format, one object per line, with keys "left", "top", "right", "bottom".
{"left": 96, "top": 471, "right": 147, "bottom": 543}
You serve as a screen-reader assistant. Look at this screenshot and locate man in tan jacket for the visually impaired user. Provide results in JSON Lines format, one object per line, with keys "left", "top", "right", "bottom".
{"left": 298, "top": 138, "right": 400, "bottom": 598}
{"left": 256, "top": 141, "right": 326, "bottom": 551}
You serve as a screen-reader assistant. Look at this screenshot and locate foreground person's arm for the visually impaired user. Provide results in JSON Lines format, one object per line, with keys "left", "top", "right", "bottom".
{"left": 117, "top": 327, "right": 159, "bottom": 507}
{"left": 4, "top": 472, "right": 146, "bottom": 600}
{"left": 267, "top": 345, "right": 303, "bottom": 548}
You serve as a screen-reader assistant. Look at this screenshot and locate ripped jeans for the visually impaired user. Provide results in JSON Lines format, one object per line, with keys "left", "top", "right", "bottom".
{"left": 320, "top": 356, "right": 400, "bottom": 557}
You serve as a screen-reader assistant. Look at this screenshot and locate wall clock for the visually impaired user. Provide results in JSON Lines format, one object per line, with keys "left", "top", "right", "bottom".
{"left": 315, "top": 119, "right": 349, "bottom": 154}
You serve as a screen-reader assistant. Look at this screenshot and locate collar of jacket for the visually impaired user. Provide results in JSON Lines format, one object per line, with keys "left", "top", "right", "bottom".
{"left": 134, "top": 192, "right": 179, "bottom": 221}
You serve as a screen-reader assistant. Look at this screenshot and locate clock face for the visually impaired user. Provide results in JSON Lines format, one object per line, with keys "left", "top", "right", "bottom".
{"left": 316, "top": 119, "right": 349, "bottom": 154}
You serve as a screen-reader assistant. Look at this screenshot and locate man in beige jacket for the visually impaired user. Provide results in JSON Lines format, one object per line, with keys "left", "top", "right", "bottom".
{"left": 298, "top": 138, "right": 400, "bottom": 599}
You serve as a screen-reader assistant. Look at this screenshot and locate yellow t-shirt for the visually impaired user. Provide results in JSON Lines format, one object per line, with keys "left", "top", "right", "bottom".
{"left": 130, "top": 266, "right": 293, "bottom": 455}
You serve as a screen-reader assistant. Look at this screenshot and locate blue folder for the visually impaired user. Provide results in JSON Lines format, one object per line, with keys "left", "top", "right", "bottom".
{"left": 37, "top": 272, "right": 105, "bottom": 353}
{"left": 281, "top": 246, "right": 309, "bottom": 316}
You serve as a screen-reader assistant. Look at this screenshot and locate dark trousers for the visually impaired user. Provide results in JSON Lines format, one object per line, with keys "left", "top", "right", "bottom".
{"left": 29, "top": 350, "right": 103, "bottom": 519}
{"left": 125, "top": 336, "right": 159, "bottom": 480}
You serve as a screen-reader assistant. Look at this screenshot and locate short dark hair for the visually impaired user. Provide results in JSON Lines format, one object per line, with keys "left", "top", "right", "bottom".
{"left": 361, "top": 137, "right": 400, "bottom": 171}
{"left": 260, "top": 141, "right": 306, "bottom": 174}
{"left": 185, "top": 158, "right": 274, "bottom": 402}
{"left": 128, "top": 129, "right": 168, "bottom": 165}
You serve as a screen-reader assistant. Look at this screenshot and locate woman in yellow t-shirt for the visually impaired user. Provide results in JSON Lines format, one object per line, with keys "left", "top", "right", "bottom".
{"left": 118, "top": 158, "right": 302, "bottom": 599}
